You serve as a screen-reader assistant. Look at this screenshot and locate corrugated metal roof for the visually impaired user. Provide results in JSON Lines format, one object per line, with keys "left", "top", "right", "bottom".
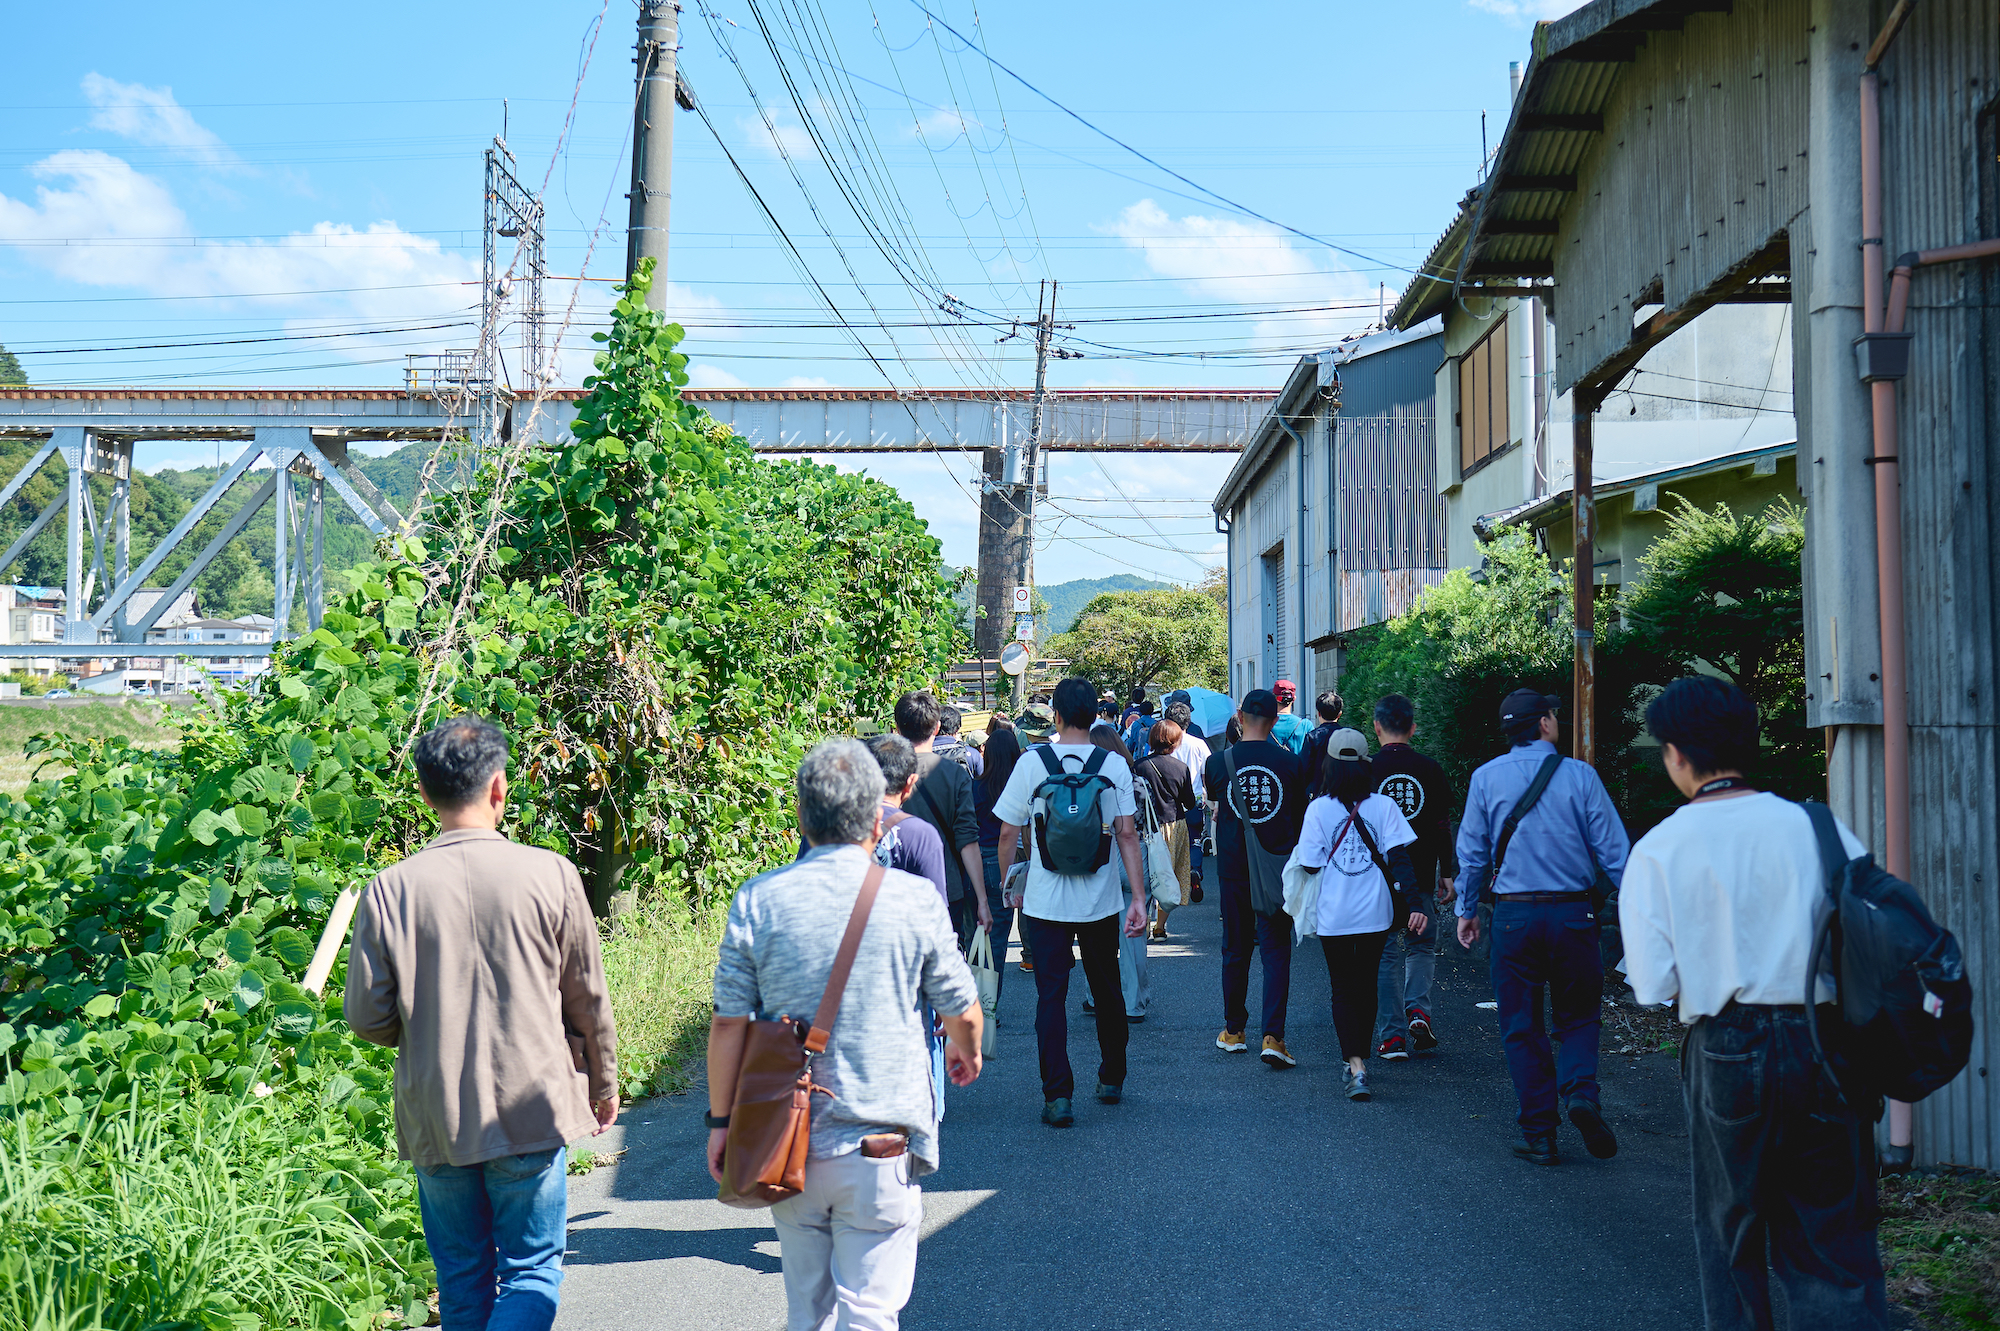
{"left": 1389, "top": 0, "right": 1753, "bottom": 332}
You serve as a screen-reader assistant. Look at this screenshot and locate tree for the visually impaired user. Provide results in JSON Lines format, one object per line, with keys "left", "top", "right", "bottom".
{"left": 1047, "top": 587, "right": 1225, "bottom": 696}
{"left": 0, "top": 344, "right": 25, "bottom": 387}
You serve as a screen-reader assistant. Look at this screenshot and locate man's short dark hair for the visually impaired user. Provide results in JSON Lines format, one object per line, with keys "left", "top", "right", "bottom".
{"left": 1645, "top": 675, "right": 1759, "bottom": 777}
{"left": 1128, "top": 686, "right": 1146, "bottom": 704}
{"left": 414, "top": 715, "right": 510, "bottom": 808}
{"left": 1164, "top": 701, "right": 1193, "bottom": 726}
{"left": 1374, "top": 693, "right": 1415, "bottom": 736}
{"left": 893, "top": 690, "right": 941, "bottom": 744}
{"left": 1053, "top": 677, "right": 1098, "bottom": 730}
{"left": 862, "top": 733, "right": 918, "bottom": 795}
{"left": 1315, "top": 690, "right": 1344, "bottom": 722}
{"left": 938, "top": 705, "right": 962, "bottom": 736}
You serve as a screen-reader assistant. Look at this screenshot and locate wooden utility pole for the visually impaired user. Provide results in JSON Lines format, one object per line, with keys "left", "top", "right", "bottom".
{"left": 974, "top": 281, "right": 1066, "bottom": 669}
{"left": 1572, "top": 386, "right": 1601, "bottom": 764}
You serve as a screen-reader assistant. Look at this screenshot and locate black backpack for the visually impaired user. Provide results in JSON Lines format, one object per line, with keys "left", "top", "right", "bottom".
{"left": 1802, "top": 802, "right": 1975, "bottom": 1106}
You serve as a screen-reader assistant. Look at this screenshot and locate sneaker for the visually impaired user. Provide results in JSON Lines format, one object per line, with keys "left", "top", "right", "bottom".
{"left": 1149, "top": 921, "right": 1167, "bottom": 940}
{"left": 1407, "top": 1009, "right": 1438, "bottom": 1052}
{"left": 1512, "top": 1132, "right": 1558, "bottom": 1165}
{"left": 1377, "top": 1035, "right": 1409, "bottom": 1061}
{"left": 1095, "top": 1081, "right": 1122, "bottom": 1104}
{"left": 1880, "top": 1143, "right": 1914, "bottom": 1177}
{"left": 1216, "top": 1029, "right": 1248, "bottom": 1052}
{"left": 1019, "top": 960, "right": 1034, "bottom": 973}
{"left": 1566, "top": 1099, "right": 1619, "bottom": 1159}
{"left": 1344, "top": 1068, "right": 1371, "bottom": 1101}
{"left": 1259, "top": 1036, "right": 1296, "bottom": 1069}
{"left": 1041, "top": 1097, "right": 1074, "bottom": 1128}
{"left": 1189, "top": 874, "right": 1204, "bottom": 904}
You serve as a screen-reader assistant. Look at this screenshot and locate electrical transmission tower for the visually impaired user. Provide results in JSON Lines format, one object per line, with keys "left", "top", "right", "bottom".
{"left": 476, "top": 137, "right": 548, "bottom": 451}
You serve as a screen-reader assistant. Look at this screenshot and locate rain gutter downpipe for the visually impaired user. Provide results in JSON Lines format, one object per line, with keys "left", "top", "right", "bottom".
{"left": 1857, "top": 24, "right": 2000, "bottom": 880}
{"left": 1274, "top": 407, "right": 1309, "bottom": 713}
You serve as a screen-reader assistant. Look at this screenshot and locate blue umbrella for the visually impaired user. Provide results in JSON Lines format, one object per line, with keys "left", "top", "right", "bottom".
{"left": 1177, "top": 686, "right": 1235, "bottom": 738}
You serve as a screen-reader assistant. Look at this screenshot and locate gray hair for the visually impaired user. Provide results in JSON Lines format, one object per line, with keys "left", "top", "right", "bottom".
{"left": 797, "top": 737, "right": 884, "bottom": 846}
{"left": 413, "top": 714, "right": 510, "bottom": 808}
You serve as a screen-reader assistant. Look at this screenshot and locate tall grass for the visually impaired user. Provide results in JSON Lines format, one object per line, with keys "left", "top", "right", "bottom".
{"left": 0, "top": 1087, "right": 431, "bottom": 1331}
{"left": 600, "top": 897, "right": 728, "bottom": 1100}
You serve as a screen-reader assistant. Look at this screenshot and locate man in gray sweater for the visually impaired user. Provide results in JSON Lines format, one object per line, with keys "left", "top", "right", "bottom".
{"left": 708, "top": 737, "right": 981, "bottom": 1329}
{"left": 346, "top": 716, "right": 618, "bottom": 1331}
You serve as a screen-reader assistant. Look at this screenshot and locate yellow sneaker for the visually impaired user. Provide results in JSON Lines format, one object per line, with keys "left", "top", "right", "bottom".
{"left": 1215, "top": 1029, "right": 1247, "bottom": 1052}
{"left": 1260, "top": 1036, "right": 1297, "bottom": 1069}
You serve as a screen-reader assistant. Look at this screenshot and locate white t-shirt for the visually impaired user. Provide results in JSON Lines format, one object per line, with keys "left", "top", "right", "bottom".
{"left": 1296, "top": 793, "right": 1417, "bottom": 936}
{"left": 993, "top": 741, "right": 1139, "bottom": 923}
{"left": 1622, "top": 792, "right": 1866, "bottom": 1024}
{"left": 1172, "top": 733, "right": 1212, "bottom": 778}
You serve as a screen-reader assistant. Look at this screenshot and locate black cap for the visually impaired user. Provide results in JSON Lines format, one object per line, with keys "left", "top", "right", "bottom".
{"left": 1499, "top": 688, "right": 1561, "bottom": 726}
{"left": 1240, "top": 688, "right": 1280, "bottom": 720}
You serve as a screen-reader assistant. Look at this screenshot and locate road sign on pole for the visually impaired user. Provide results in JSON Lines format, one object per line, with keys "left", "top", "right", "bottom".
{"left": 1015, "top": 619, "right": 1034, "bottom": 641}
{"left": 1011, "top": 586, "right": 1031, "bottom": 614}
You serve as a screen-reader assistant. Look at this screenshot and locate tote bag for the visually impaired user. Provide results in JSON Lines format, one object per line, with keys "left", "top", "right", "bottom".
{"left": 965, "top": 925, "right": 1001, "bottom": 1058}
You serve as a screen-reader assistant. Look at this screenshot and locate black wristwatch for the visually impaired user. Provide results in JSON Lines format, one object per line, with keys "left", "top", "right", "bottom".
{"left": 703, "top": 1111, "right": 730, "bottom": 1129}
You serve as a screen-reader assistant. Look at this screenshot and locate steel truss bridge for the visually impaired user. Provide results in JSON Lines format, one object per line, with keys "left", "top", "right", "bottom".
{"left": 0, "top": 385, "right": 1272, "bottom": 666}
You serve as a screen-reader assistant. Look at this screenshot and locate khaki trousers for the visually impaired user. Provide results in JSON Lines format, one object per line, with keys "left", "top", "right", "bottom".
{"left": 770, "top": 1149, "right": 923, "bottom": 1330}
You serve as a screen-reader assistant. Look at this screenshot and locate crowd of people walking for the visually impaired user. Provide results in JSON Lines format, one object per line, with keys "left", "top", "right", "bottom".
{"left": 341, "top": 669, "right": 1908, "bottom": 1331}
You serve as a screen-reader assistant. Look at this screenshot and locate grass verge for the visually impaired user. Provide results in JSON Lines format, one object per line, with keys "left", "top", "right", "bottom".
{"left": 0, "top": 701, "right": 183, "bottom": 793}
{"left": 600, "top": 895, "right": 728, "bottom": 1102}
{"left": 1881, "top": 1167, "right": 2000, "bottom": 1330}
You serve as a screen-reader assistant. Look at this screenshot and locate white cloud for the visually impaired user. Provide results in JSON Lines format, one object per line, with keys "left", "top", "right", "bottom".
{"left": 80, "top": 73, "right": 240, "bottom": 171}
{"left": 1468, "top": 0, "right": 1581, "bottom": 21}
{"left": 684, "top": 363, "right": 747, "bottom": 389}
{"left": 1101, "top": 199, "right": 1375, "bottom": 346}
{"left": 909, "top": 108, "right": 968, "bottom": 144}
{"left": 737, "top": 112, "right": 819, "bottom": 162}
{"left": 781, "top": 375, "right": 832, "bottom": 388}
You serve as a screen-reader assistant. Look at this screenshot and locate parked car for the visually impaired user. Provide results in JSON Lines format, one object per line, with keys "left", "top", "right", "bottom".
{"left": 44, "top": 689, "right": 71, "bottom": 698}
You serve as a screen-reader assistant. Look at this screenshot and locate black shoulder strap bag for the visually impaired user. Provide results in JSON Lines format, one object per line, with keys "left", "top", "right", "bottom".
{"left": 1483, "top": 753, "right": 1563, "bottom": 900}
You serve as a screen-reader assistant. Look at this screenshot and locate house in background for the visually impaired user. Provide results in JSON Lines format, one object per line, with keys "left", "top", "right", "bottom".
{"left": 1391, "top": 208, "right": 1796, "bottom": 576}
{"left": 1212, "top": 326, "right": 1449, "bottom": 710}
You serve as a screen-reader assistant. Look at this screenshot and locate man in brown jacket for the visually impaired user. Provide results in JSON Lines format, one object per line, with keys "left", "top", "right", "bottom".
{"left": 345, "top": 716, "right": 617, "bottom": 1331}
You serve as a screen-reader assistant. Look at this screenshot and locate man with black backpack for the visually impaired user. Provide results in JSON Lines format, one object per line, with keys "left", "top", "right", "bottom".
{"left": 994, "top": 677, "right": 1149, "bottom": 1129}
{"left": 1623, "top": 677, "right": 1895, "bottom": 1329}
{"left": 1455, "top": 689, "right": 1629, "bottom": 1167}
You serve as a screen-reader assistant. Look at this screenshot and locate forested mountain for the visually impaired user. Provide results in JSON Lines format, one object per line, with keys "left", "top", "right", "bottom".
{"left": 1038, "top": 574, "right": 1178, "bottom": 636}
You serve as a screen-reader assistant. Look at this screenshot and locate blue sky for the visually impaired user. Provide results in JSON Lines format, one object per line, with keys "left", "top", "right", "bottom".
{"left": 0, "top": 0, "right": 1576, "bottom": 579}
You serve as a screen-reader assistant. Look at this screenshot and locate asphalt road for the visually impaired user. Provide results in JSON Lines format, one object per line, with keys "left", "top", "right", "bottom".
{"left": 558, "top": 894, "right": 1706, "bottom": 1330}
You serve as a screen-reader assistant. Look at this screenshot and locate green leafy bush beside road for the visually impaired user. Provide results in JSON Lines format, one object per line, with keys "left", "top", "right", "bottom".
{"left": 0, "top": 261, "right": 966, "bottom": 1326}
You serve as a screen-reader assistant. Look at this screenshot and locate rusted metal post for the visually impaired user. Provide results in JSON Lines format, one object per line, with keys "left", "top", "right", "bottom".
{"left": 1573, "top": 387, "right": 1601, "bottom": 765}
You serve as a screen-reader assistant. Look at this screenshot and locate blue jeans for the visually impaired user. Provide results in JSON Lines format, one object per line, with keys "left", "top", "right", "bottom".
{"left": 1686, "top": 1004, "right": 1888, "bottom": 1330}
{"left": 415, "top": 1146, "right": 567, "bottom": 1331}
{"left": 977, "top": 847, "right": 1016, "bottom": 1003}
{"left": 1375, "top": 915, "right": 1437, "bottom": 1046}
{"left": 1490, "top": 897, "right": 1603, "bottom": 1137}
{"left": 1218, "top": 874, "right": 1292, "bottom": 1039}
{"left": 1186, "top": 805, "right": 1205, "bottom": 879}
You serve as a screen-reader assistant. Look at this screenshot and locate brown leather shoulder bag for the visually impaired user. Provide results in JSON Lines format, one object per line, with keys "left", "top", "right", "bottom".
{"left": 716, "top": 862, "right": 884, "bottom": 1209}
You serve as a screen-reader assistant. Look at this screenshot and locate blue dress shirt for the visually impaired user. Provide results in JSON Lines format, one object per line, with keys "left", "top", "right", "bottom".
{"left": 1453, "top": 739, "right": 1631, "bottom": 919}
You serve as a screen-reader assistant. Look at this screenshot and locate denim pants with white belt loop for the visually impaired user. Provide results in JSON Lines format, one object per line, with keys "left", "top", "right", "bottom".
{"left": 414, "top": 1145, "right": 567, "bottom": 1331}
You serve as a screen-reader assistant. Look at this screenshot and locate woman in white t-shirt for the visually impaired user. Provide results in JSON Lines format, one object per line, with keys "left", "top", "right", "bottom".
{"left": 1297, "top": 728, "right": 1428, "bottom": 1102}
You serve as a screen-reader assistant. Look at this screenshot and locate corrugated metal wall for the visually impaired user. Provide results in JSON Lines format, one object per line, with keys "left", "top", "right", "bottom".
{"left": 1551, "top": 0, "right": 1813, "bottom": 396}
{"left": 1332, "top": 334, "right": 1448, "bottom": 630}
{"left": 1233, "top": 457, "right": 1292, "bottom": 697}
{"left": 1877, "top": 0, "right": 2000, "bottom": 1168}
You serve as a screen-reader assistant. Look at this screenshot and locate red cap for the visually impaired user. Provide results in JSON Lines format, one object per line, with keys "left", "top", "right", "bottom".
{"left": 1273, "top": 679, "right": 1296, "bottom": 700}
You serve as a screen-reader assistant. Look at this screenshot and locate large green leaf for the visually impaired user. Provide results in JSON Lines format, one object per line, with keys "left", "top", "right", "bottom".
{"left": 230, "top": 969, "right": 266, "bottom": 1014}
{"left": 287, "top": 734, "right": 316, "bottom": 773}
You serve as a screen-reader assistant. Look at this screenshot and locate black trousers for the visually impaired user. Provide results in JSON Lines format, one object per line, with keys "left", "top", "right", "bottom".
{"left": 1318, "top": 931, "right": 1390, "bottom": 1061}
{"left": 1685, "top": 1003, "right": 1888, "bottom": 1331}
{"left": 1021, "top": 913, "right": 1127, "bottom": 1101}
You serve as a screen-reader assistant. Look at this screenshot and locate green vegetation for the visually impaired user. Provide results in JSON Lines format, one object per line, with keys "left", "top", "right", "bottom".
{"left": 599, "top": 898, "right": 729, "bottom": 1100}
{"left": 0, "top": 260, "right": 964, "bottom": 1326}
{"left": 1881, "top": 1168, "right": 2000, "bottom": 1330}
{"left": 1048, "top": 586, "right": 1227, "bottom": 698}
{"left": 1037, "top": 574, "right": 1177, "bottom": 638}
{"left": 0, "top": 346, "right": 24, "bottom": 388}
{"left": 1338, "top": 496, "right": 1812, "bottom": 837}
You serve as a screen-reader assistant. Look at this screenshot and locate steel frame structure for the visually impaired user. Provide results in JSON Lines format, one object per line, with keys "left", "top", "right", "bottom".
{"left": 0, "top": 425, "right": 394, "bottom": 662}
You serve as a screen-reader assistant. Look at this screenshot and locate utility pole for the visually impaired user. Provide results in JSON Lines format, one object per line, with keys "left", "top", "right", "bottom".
{"left": 626, "top": 0, "right": 679, "bottom": 310}
{"left": 974, "top": 281, "right": 1074, "bottom": 695}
